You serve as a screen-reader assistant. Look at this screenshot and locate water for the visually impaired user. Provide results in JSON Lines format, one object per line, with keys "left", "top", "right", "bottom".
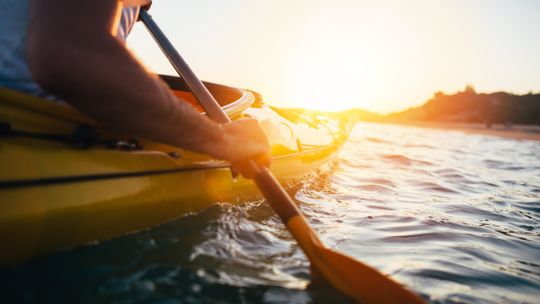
{"left": 2, "top": 122, "right": 540, "bottom": 303}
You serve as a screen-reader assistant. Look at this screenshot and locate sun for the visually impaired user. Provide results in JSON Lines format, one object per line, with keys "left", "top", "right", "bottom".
{"left": 270, "top": 3, "right": 426, "bottom": 114}
{"left": 282, "top": 44, "right": 382, "bottom": 112}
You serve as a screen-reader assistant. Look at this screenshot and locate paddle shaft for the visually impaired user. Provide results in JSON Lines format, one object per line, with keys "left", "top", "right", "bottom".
{"left": 139, "top": 10, "right": 302, "bottom": 226}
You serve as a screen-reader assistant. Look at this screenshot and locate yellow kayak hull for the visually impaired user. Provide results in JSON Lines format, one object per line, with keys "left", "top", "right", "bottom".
{"left": 0, "top": 77, "right": 351, "bottom": 264}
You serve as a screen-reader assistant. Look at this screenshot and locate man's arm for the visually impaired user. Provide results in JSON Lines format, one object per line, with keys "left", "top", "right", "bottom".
{"left": 26, "top": 0, "right": 269, "bottom": 164}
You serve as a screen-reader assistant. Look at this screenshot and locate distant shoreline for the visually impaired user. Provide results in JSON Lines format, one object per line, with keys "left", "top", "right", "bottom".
{"left": 373, "top": 121, "right": 540, "bottom": 141}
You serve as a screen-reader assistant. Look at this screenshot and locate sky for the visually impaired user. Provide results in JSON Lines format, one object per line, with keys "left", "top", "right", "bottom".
{"left": 127, "top": 0, "right": 540, "bottom": 113}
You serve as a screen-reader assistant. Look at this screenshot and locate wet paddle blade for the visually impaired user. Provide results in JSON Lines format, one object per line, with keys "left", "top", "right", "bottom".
{"left": 286, "top": 215, "right": 424, "bottom": 303}
{"left": 312, "top": 246, "right": 425, "bottom": 303}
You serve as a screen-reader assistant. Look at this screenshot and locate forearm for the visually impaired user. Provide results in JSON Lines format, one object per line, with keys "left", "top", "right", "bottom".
{"left": 27, "top": 0, "right": 223, "bottom": 156}
{"left": 36, "top": 36, "right": 222, "bottom": 154}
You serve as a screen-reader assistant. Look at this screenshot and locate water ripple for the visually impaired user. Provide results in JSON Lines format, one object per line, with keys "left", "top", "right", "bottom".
{"left": 2, "top": 122, "right": 540, "bottom": 303}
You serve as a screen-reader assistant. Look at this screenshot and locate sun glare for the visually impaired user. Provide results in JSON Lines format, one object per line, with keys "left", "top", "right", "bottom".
{"left": 276, "top": 3, "right": 426, "bottom": 113}
{"left": 128, "top": 1, "right": 540, "bottom": 114}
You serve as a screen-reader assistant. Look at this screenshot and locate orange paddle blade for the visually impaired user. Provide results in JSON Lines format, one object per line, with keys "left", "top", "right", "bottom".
{"left": 287, "top": 216, "right": 425, "bottom": 303}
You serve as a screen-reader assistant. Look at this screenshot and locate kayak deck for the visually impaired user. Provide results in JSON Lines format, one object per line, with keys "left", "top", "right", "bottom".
{"left": 0, "top": 76, "right": 352, "bottom": 264}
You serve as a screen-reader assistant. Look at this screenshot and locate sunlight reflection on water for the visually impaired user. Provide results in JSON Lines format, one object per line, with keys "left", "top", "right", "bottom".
{"left": 2, "top": 122, "right": 539, "bottom": 303}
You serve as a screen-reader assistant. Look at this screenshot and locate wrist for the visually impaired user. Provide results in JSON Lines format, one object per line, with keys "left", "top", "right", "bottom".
{"left": 198, "top": 121, "right": 227, "bottom": 159}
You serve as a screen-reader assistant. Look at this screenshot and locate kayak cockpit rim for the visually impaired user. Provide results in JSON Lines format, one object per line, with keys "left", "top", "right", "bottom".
{"left": 158, "top": 74, "right": 255, "bottom": 118}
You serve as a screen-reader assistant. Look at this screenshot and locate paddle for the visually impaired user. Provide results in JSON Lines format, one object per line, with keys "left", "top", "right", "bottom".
{"left": 139, "top": 9, "right": 424, "bottom": 303}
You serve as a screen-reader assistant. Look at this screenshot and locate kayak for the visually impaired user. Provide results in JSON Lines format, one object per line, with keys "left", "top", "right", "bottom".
{"left": 0, "top": 75, "right": 353, "bottom": 265}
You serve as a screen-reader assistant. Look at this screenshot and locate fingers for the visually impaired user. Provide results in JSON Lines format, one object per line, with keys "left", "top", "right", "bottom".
{"left": 224, "top": 119, "right": 268, "bottom": 146}
{"left": 220, "top": 119, "right": 272, "bottom": 178}
{"left": 222, "top": 120, "right": 270, "bottom": 158}
{"left": 231, "top": 152, "right": 271, "bottom": 179}
{"left": 254, "top": 150, "right": 272, "bottom": 168}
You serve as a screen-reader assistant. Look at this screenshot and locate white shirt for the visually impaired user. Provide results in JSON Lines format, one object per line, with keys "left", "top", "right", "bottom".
{"left": 0, "top": 0, "right": 144, "bottom": 98}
